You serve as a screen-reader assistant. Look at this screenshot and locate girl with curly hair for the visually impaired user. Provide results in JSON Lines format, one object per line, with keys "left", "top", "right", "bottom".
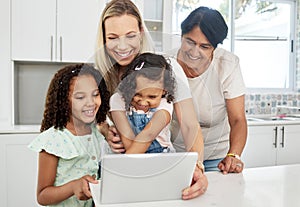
{"left": 28, "top": 63, "right": 110, "bottom": 207}
{"left": 110, "top": 53, "right": 176, "bottom": 154}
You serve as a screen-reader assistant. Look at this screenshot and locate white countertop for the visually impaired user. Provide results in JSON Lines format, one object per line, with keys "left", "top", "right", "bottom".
{"left": 247, "top": 119, "right": 300, "bottom": 126}
{"left": 0, "top": 125, "right": 40, "bottom": 134}
{"left": 1, "top": 115, "right": 300, "bottom": 132}
{"left": 247, "top": 114, "right": 300, "bottom": 126}
{"left": 91, "top": 164, "right": 300, "bottom": 207}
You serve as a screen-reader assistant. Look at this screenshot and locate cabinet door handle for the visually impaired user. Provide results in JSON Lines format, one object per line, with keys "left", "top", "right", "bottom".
{"left": 60, "top": 36, "right": 63, "bottom": 61}
{"left": 280, "top": 126, "right": 285, "bottom": 148}
{"left": 50, "top": 35, "right": 53, "bottom": 61}
{"left": 273, "top": 126, "right": 278, "bottom": 148}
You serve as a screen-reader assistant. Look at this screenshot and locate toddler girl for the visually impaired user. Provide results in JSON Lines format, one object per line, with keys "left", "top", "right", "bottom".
{"left": 110, "top": 53, "right": 176, "bottom": 154}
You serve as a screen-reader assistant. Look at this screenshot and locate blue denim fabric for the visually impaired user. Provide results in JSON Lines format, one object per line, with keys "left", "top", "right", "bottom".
{"left": 127, "top": 108, "right": 166, "bottom": 153}
{"left": 145, "top": 139, "right": 167, "bottom": 153}
{"left": 203, "top": 158, "right": 223, "bottom": 172}
{"left": 127, "top": 108, "right": 156, "bottom": 135}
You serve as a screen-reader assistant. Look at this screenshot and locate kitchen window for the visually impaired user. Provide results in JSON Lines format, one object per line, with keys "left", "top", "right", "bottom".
{"left": 171, "top": 0, "right": 296, "bottom": 92}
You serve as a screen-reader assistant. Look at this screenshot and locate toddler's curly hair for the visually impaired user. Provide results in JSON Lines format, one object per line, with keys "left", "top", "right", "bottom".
{"left": 118, "top": 53, "right": 176, "bottom": 110}
{"left": 40, "top": 63, "right": 110, "bottom": 132}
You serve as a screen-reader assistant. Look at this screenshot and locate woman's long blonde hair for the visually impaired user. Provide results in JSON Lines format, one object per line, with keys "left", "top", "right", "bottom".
{"left": 95, "top": 0, "right": 154, "bottom": 95}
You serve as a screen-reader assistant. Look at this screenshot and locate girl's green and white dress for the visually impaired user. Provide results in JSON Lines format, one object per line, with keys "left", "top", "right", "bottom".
{"left": 28, "top": 124, "right": 109, "bottom": 207}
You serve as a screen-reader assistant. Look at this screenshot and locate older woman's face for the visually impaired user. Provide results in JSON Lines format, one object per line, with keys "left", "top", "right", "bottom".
{"left": 104, "top": 14, "right": 142, "bottom": 66}
{"left": 178, "top": 26, "right": 214, "bottom": 77}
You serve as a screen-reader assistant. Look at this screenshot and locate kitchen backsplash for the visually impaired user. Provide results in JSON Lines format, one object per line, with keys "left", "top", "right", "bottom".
{"left": 245, "top": 93, "right": 300, "bottom": 115}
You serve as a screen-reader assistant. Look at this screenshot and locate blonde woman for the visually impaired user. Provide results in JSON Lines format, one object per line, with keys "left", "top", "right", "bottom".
{"left": 95, "top": 0, "right": 207, "bottom": 199}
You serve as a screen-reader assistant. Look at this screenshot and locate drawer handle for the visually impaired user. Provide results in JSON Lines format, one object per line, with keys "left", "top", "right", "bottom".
{"left": 50, "top": 35, "right": 53, "bottom": 61}
{"left": 60, "top": 36, "right": 63, "bottom": 61}
{"left": 280, "top": 126, "right": 284, "bottom": 148}
{"left": 273, "top": 126, "right": 278, "bottom": 148}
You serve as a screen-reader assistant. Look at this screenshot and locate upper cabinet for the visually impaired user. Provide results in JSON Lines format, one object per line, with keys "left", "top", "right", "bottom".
{"left": 11, "top": 0, "right": 56, "bottom": 61}
{"left": 134, "top": 0, "right": 172, "bottom": 52}
{"left": 11, "top": 0, "right": 105, "bottom": 62}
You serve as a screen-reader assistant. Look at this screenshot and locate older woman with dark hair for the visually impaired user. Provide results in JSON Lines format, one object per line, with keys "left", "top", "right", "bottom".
{"left": 170, "top": 6, "right": 248, "bottom": 173}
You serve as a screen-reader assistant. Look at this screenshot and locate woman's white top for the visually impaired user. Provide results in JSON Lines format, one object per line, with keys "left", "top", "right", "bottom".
{"left": 167, "top": 57, "right": 192, "bottom": 103}
{"left": 170, "top": 48, "right": 246, "bottom": 160}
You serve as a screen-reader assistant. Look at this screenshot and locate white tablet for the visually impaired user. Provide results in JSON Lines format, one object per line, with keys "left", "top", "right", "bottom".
{"left": 99, "top": 152, "right": 197, "bottom": 204}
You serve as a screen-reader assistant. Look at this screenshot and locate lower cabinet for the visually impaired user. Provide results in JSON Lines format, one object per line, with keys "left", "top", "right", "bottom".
{"left": 243, "top": 124, "right": 300, "bottom": 168}
{"left": 0, "top": 133, "right": 39, "bottom": 207}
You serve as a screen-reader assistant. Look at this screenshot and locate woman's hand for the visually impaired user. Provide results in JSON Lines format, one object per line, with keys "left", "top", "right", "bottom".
{"left": 182, "top": 167, "right": 208, "bottom": 200}
{"left": 218, "top": 156, "right": 244, "bottom": 174}
{"left": 106, "top": 126, "right": 125, "bottom": 153}
{"left": 72, "top": 175, "right": 98, "bottom": 200}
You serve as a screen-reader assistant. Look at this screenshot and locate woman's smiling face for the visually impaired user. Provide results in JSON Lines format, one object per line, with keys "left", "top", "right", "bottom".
{"left": 104, "top": 14, "right": 142, "bottom": 67}
{"left": 178, "top": 26, "right": 214, "bottom": 77}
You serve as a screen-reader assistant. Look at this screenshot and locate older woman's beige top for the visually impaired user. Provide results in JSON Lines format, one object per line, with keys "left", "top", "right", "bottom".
{"left": 171, "top": 48, "right": 246, "bottom": 160}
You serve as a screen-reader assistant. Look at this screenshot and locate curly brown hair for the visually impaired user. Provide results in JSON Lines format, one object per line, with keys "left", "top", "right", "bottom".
{"left": 40, "top": 63, "right": 110, "bottom": 132}
{"left": 118, "top": 52, "right": 176, "bottom": 110}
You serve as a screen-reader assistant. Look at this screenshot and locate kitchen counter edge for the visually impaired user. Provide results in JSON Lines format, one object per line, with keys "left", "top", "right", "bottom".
{"left": 0, "top": 125, "right": 40, "bottom": 134}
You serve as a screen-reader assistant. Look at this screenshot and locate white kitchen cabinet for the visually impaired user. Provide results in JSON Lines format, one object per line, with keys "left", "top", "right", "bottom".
{"left": 243, "top": 124, "right": 300, "bottom": 168}
{"left": 134, "top": 0, "right": 172, "bottom": 51}
{"left": 11, "top": 0, "right": 105, "bottom": 62}
{"left": 276, "top": 125, "right": 300, "bottom": 165}
{"left": 0, "top": 133, "right": 39, "bottom": 207}
{"left": 136, "top": 0, "right": 163, "bottom": 51}
{"left": 0, "top": 0, "right": 12, "bottom": 128}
